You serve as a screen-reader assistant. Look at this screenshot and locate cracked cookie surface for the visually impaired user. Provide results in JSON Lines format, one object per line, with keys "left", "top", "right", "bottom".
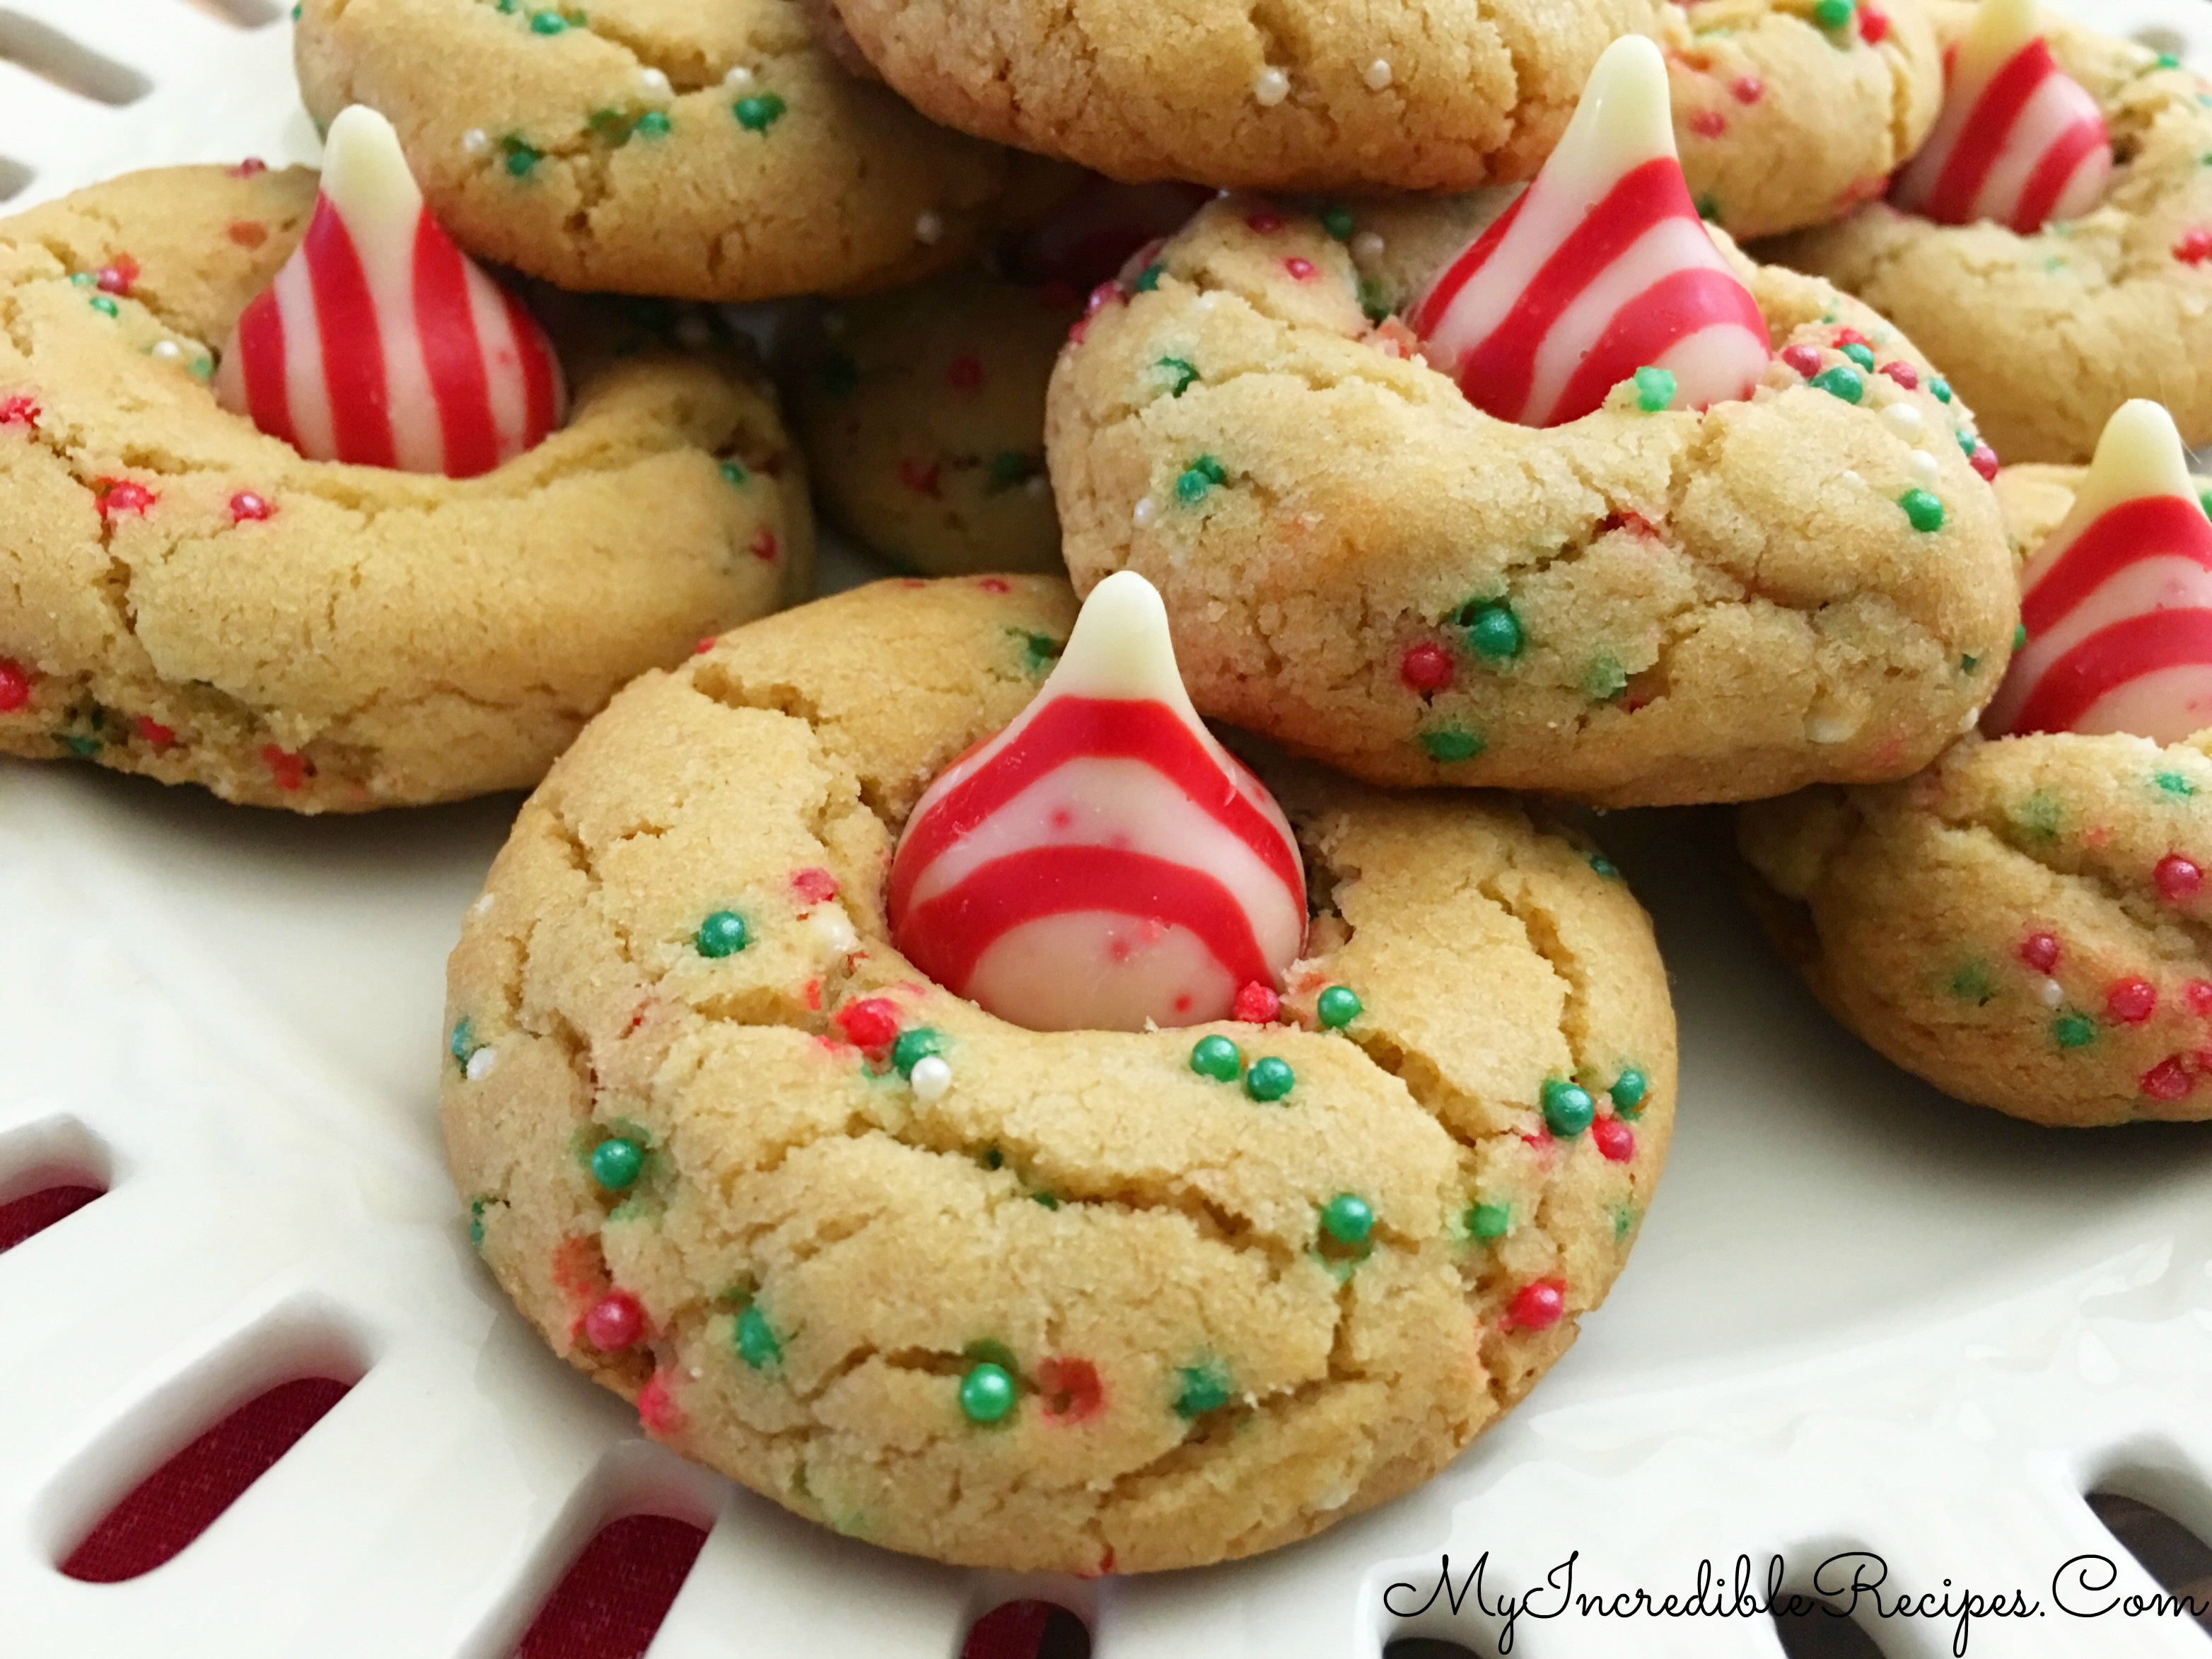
{"left": 442, "top": 575, "right": 1677, "bottom": 1572}
{"left": 294, "top": 0, "right": 1017, "bottom": 301}
{"left": 0, "top": 165, "right": 810, "bottom": 811}
{"left": 1766, "top": 6, "right": 2212, "bottom": 465}
{"left": 1738, "top": 464, "right": 2212, "bottom": 1128}
{"left": 1044, "top": 196, "right": 2018, "bottom": 808}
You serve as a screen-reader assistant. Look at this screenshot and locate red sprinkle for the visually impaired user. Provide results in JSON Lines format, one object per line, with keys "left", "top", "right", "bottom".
{"left": 230, "top": 157, "right": 268, "bottom": 178}
{"left": 1591, "top": 1118, "right": 1636, "bottom": 1163}
{"left": 1084, "top": 281, "right": 1120, "bottom": 316}
{"left": 0, "top": 395, "right": 37, "bottom": 427}
{"left": 834, "top": 996, "right": 901, "bottom": 1052}
{"left": 2019, "top": 931, "right": 2061, "bottom": 973}
{"left": 2176, "top": 228, "right": 2212, "bottom": 267}
{"left": 582, "top": 1291, "right": 645, "bottom": 1351}
{"left": 228, "top": 491, "right": 271, "bottom": 523}
{"left": 1781, "top": 343, "right": 1824, "bottom": 378}
{"left": 2156, "top": 854, "right": 2204, "bottom": 902}
{"left": 227, "top": 219, "right": 269, "bottom": 249}
{"left": 1832, "top": 327, "right": 1870, "bottom": 350}
{"left": 791, "top": 866, "right": 839, "bottom": 904}
{"left": 1969, "top": 441, "right": 2000, "bottom": 482}
{"left": 636, "top": 1370, "right": 682, "bottom": 1434}
{"left": 0, "top": 659, "right": 28, "bottom": 713}
{"left": 2142, "top": 1056, "right": 2195, "bottom": 1102}
{"left": 1283, "top": 256, "right": 1315, "bottom": 280}
{"left": 897, "top": 457, "right": 941, "bottom": 496}
{"left": 1689, "top": 110, "right": 1726, "bottom": 138}
{"left": 1246, "top": 211, "right": 1282, "bottom": 234}
{"left": 1731, "top": 75, "right": 1764, "bottom": 105}
{"left": 693, "top": 637, "right": 716, "bottom": 654}
{"left": 2187, "top": 979, "right": 2212, "bottom": 1016}
{"left": 945, "top": 354, "right": 984, "bottom": 390}
{"left": 2106, "top": 977, "right": 2158, "bottom": 1023}
{"left": 1037, "top": 1356, "right": 1105, "bottom": 1424}
{"left": 1879, "top": 361, "right": 1920, "bottom": 390}
{"left": 1232, "top": 982, "right": 1281, "bottom": 1024}
{"left": 262, "top": 745, "right": 308, "bottom": 791}
{"left": 749, "top": 528, "right": 779, "bottom": 561}
{"left": 1399, "top": 641, "right": 1455, "bottom": 695}
{"left": 134, "top": 716, "right": 175, "bottom": 748}
{"left": 94, "top": 257, "right": 139, "bottom": 296}
{"left": 977, "top": 576, "right": 1011, "bottom": 593}
{"left": 95, "top": 479, "right": 155, "bottom": 518}
{"left": 1502, "top": 1279, "right": 1566, "bottom": 1334}
{"left": 1858, "top": 5, "right": 1891, "bottom": 43}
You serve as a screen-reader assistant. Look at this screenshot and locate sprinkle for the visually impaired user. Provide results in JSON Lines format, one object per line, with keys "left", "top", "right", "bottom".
{"left": 733, "top": 1303, "right": 781, "bottom": 1369}
{"left": 1191, "top": 1035, "right": 1242, "bottom": 1081}
{"left": 1173, "top": 1360, "right": 1232, "bottom": 1416}
{"left": 723, "top": 65, "right": 755, "bottom": 88}
{"left": 1037, "top": 1356, "right": 1103, "bottom": 1423}
{"left": 2158, "top": 770, "right": 2199, "bottom": 798}
{"left": 1467, "top": 1201, "right": 1511, "bottom": 1240}
{"left": 1899, "top": 489, "right": 1945, "bottom": 532}
{"left": 1632, "top": 366, "right": 1677, "bottom": 412}
{"left": 583, "top": 1291, "right": 645, "bottom": 1350}
{"left": 591, "top": 1136, "right": 646, "bottom": 1190}
{"left": 2157, "top": 854, "right": 2204, "bottom": 902}
{"left": 1858, "top": 4, "right": 1890, "bottom": 42}
{"left": 231, "top": 157, "right": 269, "bottom": 177}
{"left": 529, "top": 10, "right": 568, "bottom": 33}
{"left": 1462, "top": 599, "right": 1525, "bottom": 660}
{"left": 1244, "top": 1056, "right": 1295, "bottom": 1102}
{"left": 1812, "top": 0, "right": 1855, "bottom": 30}
{"left": 1589, "top": 854, "right": 1619, "bottom": 879}
{"left": 465, "top": 1045, "right": 499, "bottom": 1082}
{"left": 1317, "top": 985, "right": 1362, "bottom": 1029}
{"left": 1908, "top": 451, "right": 1940, "bottom": 487}
{"left": 833, "top": 996, "right": 901, "bottom": 1052}
{"left": 502, "top": 140, "right": 542, "bottom": 177}
{"left": 262, "top": 745, "right": 307, "bottom": 790}
{"left": 915, "top": 210, "right": 944, "bottom": 245}
{"left": 2053, "top": 1011, "right": 2097, "bottom": 1049}
{"left": 1931, "top": 378, "right": 1953, "bottom": 404}
{"left": 1541, "top": 1077, "right": 1595, "bottom": 1137}
{"left": 149, "top": 340, "right": 182, "bottom": 363}
{"left": 0, "top": 395, "right": 37, "bottom": 428}
{"left": 462, "top": 128, "right": 491, "bottom": 156}
{"left": 134, "top": 716, "right": 174, "bottom": 748}
{"left": 1502, "top": 1279, "right": 1566, "bottom": 1333}
{"left": 1733, "top": 75, "right": 1764, "bottom": 104}
{"left": 1320, "top": 1193, "right": 1374, "bottom": 1245}
{"left": 733, "top": 93, "right": 786, "bottom": 132}
{"left": 2143, "top": 1056, "right": 2195, "bottom": 1102}
{"left": 1781, "top": 343, "right": 1824, "bottom": 378}
{"left": 1252, "top": 67, "right": 1290, "bottom": 106}
{"left": 909, "top": 1055, "right": 952, "bottom": 1102}
{"left": 959, "top": 1362, "right": 1017, "bottom": 1424}
{"left": 1156, "top": 356, "right": 1199, "bottom": 395}
{"left": 1399, "top": 641, "right": 1455, "bottom": 694}
{"left": 230, "top": 491, "right": 272, "bottom": 523}
{"left": 1351, "top": 230, "right": 1386, "bottom": 264}
{"left": 2106, "top": 978, "right": 2157, "bottom": 1023}
{"left": 1880, "top": 361, "right": 1920, "bottom": 391}
{"left": 1283, "top": 256, "right": 1316, "bottom": 281}
{"left": 1175, "top": 455, "right": 1227, "bottom": 503}
{"left": 1318, "top": 205, "right": 1355, "bottom": 241}
{"left": 449, "top": 1018, "right": 478, "bottom": 1073}
{"left": 1810, "top": 366, "right": 1865, "bottom": 403}
{"left": 88, "top": 295, "right": 119, "bottom": 318}
{"left": 1421, "top": 727, "right": 1484, "bottom": 764}
{"left": 1245, "top": 211, "right": 1282, "bottom": 234}
{"left": 1969, "top": 441, "right": 1999, "bottom": 482}
{"left": 1132, "top": 496, "right": 1159, "bottom": 530}
{"left": 2040, "top": 977, "right": 2064, "bottom": 1008}
{"left": 694, "top": 909, "right": 749, "bottom": 957}
{"left": 1610, "top": 1067, "right": 1648, "bottom": 1114}
{"left": 2020, "top": 931, "right": 2061, "bottom": 973}
{"left": 891, "top": 1027, "right": 943, "bottom": 1078}
{"left": 1363, "top": 58, "right": 1392, "bottom": 90}
{"left": 1689, "top": 110, "right": 1726, "bottom": 139}
{"left": 1591, "top": 1118, "right": 1636, "bottom": 1163}
{"left": 2177, "top": 229, "right": 2212, "bottom": 266}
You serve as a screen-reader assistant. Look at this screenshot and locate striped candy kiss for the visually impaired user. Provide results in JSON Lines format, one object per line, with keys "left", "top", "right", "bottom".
{"left": 215, "top": 106, "right": 565, "bottom": 477}
{"left": 1890, "top": 0, "right": 2111, "bottom": 233}
{"left": 1984, "top": 401, "right": 2212, "bottom": 744}
{"left": 1408, "top": 35, "right": 1769, "bottom": 429}
{"left": 887, "top": 572, "right": 1306, "bottom": 1034}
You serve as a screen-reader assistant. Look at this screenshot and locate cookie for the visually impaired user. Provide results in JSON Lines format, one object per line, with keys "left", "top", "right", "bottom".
{"left": 1739, "top": 407, "right": 2212, "bottom": 1127}
{"left": 1767, "top": 3, "right": 2212, "bottom": 464}
{"left": 0, "top": 165, "right": 809, "bottom": 812}
{"left": 442, "top": 576, "right": 1678, "bottom": 1573}
{"left": 293, "top": 0, "right": 1019, "bottom": 301}
{"left": 1044, "top": 187, "right": 2018, "bottom": 808}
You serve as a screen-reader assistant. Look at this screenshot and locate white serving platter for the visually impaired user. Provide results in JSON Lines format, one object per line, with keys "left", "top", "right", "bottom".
{"left": 0, "top": 4, "right": 2208, "bottom": 1657}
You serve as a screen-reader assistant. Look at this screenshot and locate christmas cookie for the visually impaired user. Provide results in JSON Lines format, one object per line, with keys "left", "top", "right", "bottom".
{"left": 1740, "top": 402, "right": 2212, "bottom": 1126}
{"left": 1045, "top": 40, "right": 2018, "bottom": 808}
{"left": 1769, "top": 0, "right": 2212, "bottom": 464}
{"left": 292, "top": 0, "right": 1018, "bottom": 301}
{"left": 443, "top": 574, "right": 1677, "bottom": 1573}
{"left": 0, "top": 148, "right": 808, "bottom": 812}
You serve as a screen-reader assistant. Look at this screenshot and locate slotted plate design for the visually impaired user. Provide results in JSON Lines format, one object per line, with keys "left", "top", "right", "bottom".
{"left": 1, "top": 4, "right": 2211, "bottom": 1656}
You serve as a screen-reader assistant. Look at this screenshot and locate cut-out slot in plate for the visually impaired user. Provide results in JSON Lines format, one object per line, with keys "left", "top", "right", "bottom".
{"left": 176, "top": 0, "right": 282, "bottom": 25}
{"left": 2089, "top": 1491, "right": 2212, "bottom": 1631}
{"left": 0, "top": 1115, "right": 112, "bottom": 1251}
{"left": 511, "top": 1513, "right": 709, "bottom": 1659}
{"left": 0, "top": 156, "right": 29, "bottom": 202}
{"left": 1771, "top": 1602, "right": 1891, "bottom": 1659}
{"left": 965, "top": 1602, "right": 1091, "bottom": 1659}
{"left": 0, "top": 12, "right": 152, "bottom": 105}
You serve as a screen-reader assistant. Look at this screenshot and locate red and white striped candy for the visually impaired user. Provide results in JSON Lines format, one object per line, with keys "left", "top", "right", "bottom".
{"left": 1984, "top": 401, "right": 2212, "bottom": 744}
{"left": 1890, "top": 0, "right": 2111, "bottom": 233}
{"left": 887, "top": 572, "right": 1307, "bottom": 1034}
{"left": 1408, "top": 35, "right": 1769, "bottom": 429}
{"left": 215, "top": 105, "right": 565, "bottom": 477}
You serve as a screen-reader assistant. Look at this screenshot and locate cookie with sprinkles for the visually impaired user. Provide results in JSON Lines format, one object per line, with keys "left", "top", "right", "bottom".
{"left": 1044, "top": 64, "right": 2018, "bottom": 808}
{"left": 443, "top": 574, "right": 1677, "bottom": 1571}
{"left": 0, "top": 163, "right": 810, "bottom": 810}
{"left": 1769, "top": 0, "right": 2212, "bottom": 463}
{"left": 1740, "top": 404, "right": 2212, "bottom": 1127}
{"left": 291, "top": 0, "right": 1023, "bottom": 301}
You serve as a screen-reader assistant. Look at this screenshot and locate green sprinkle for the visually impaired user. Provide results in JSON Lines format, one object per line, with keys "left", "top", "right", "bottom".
{"left": 88, "top": 294, "right": 120, "bottom": 318}
{"left": 1583, "top": 656, "right": 1629, "bottom": 702}
{"left": 1590, "top": 854, "right": 1620, "bottom": 880}
{"left": 1962, "top": 655, "right": 1981, "bottom": 674}
{"left": 634, "top": 110, "right": 671, "bottom": 139}
{"left": 468, "top": 1197, "right": 490, "bottom": 1247}
{"left": 1244, "top": 1056, "right": 1295, "bottom": 1102}
{"left": 735, "top": 1303, "right": 781, "bottom": 1368}
{"left": 588, "top": 107, "right": 634, "bottom": 142}
{"left": 1931, "top": 377, "right": 1954, "bottom": 404}
{"left": 2200, "top": 489, "right": 2212, "bottom": 520}
{"left": 1462, "top": 600, "right": 1525, "bottom": 660}
{"left": 449, "top": 1018, "right": 477, "bottom": 1073}
{"left": 1694, "top": 193, "right": 1723, "bottom": 223}
{"left": 1632, "top": 366, "right": 1677, "bottom": 412}
{"left": 1131, "top": 263, "right": 1163, "bottom": 293}
{"left": 1541, "top": 1077, "right": 1595, "bottom": 1138}
{"left": 2157, "top": 770, "right": 2198, "bottom": 798}
{"left": 1156, "top": 356, "right": 1199, "bottom": 396}
{"left": 694, "top": 909, "right": 749, "bottom": 957}
{"left": 720, "top": 460, "right": 748, "bottom": 486}
{"left": 960, "top": 1361, "right": 1017, "bottom": 1424}
{"left": 1839, "top": 342, "right": 1875, "bottom": 371}
{"left": 2015, "top": 622, "right": 2028, "bottom": 651}
{"left": 1899, "top": 489, "right": 1945, "bottom": 532}
{"left": 734, "top": 93, "right": 786, "bottom": 132}
{"left": 1316, "top": 985, "right": 1361, "bottom": 1029}
{"left": 988, "top": 450, "right": 1034, "bottom": 487}
{"left": 69, "top": 272, "right": 93, "bottom": 287}
{"left": 1031, "top": 1191, "right": 1059, "bottom": 1209}
{"left": 2015, "top": 790, "right": 2062, "bottom": 841}
{"left": 820, "top": 353, "right": 858, "bottom": 397}
{"left": 590, "top": 1136, "right": 645, "bottom": 1191}
{"left": 890, "top": 1027, "right": 943, "bottom": 1078}
{"left": 2053, "top": 1010, "right": 2097, "bottom": 1049}
{"left": 1609, "top": 1066, "right": 1647, "bottom": 1115}
{"left": 503, "top": 141, "right": 541, "bottom": 178}
{"left": 1320, "top": 1193, "right": 1374, "bottom": 1245}
{"left": 1320, "top": 204, "right": 1355, "bottom": 240}
{"left": 1421, "top": 727, "right": 1484, "bottom": 764}
{"left": 1175, "top": 454, "right": 1226, "bottom": 503}
{"left": 1190, "top": 1034, "right": 1242, "bottom": 1081}
{"left": 1810, "top": 365, "right": 1864, "bottom": 403}
{"left": 1357, "top": 276, "right": 1390, "bottom": 324}
{"left": 982, "top": 1147, "right": 1004, "bottom": 1170}
{"left": 1812, "top": 0, "right": 1854, "bottom": 30}
{"left": 1018, "top": 631, "right": 1063, "bottom": 673}
{"left": 1173, "top": 1360, "right": 1232, "bottom": 1418}
{"left": 2158, "top": 52, "right": 2183, "bottom": 70}
{"left": 188, "top": 354, "right": 214, "bottom": 382}
{"left": 1956, "top": 428, "right": 1978, "bottom": 459}
{"left": 1467, "top": 1201, "right": 1512, "bottom": 1241}
{"left": 529, "top": 8, "right": 567, "bottom": 31}
{"left": 1949, "top": 962, "right": 1996, "bottom": 1005}
{"left": 1611, "top": 1203, "right": 1638, "bottom": 1244}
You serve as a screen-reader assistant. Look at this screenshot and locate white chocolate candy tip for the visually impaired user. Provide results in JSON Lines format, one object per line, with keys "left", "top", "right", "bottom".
{"left": 2069, "top": 400, "right": 2196, "bottom": 522}
{"left": 1557, "top": 35, "right": 1679, "bottom": 180}
{"left": 1960, "top": 0, "right": 2042, "bottom": 81}
{"left": 318, "top": 105, "right": 424, "bottom": 234}
{"left": 1047, "top": 571, "right": 1198, "bottom": 711}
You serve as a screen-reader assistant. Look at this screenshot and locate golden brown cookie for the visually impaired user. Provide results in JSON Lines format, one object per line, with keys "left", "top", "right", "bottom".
{"left": 1044, "top": 195, "right": 2019, "bottom": 808}
{"left": 293, "top": 0, "right": 1018, "bottom": 301}
{"left": 0, "top": 165, "right": 809, "bottom": 812}
{"left": 442, "top": 576, "right": 1678, "bottom": 1573}
{"left": 1767, "top": 5, "right": 2212, "bottom": 464}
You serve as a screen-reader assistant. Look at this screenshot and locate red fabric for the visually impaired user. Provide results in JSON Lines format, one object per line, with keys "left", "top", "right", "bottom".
{"left": 965, "top": 1600, "right": 1089, "bottom": 1659}
{"left": 0, "top": 1183, "right": 102, "bottom": 1252}
{"left": 62, "top": 1377, "right": 352, "bottom": 1582}
{"left": 513, "top": 1515, "right": 709, "bottom": 1659}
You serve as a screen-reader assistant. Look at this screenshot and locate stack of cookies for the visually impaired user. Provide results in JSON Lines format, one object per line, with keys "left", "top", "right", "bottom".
{"left": 1, "top": 0, "right": 2207, "bottom": 1583}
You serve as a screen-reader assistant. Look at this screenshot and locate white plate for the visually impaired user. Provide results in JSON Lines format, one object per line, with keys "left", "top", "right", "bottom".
{"left": 1, "top": 5, "right": 2209, "bottom": 1656}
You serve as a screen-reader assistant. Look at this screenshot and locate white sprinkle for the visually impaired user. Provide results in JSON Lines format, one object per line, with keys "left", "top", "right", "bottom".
{"left": 914, "top": 210, "right": 944, "bottom": 245}
{"left": 1132, "top": 496, "right": 1160, "bottom": 530}
{"left": 808, "top": 905, "right": 858, "bottom": 955}
{"left": 1805, "top": 709, "right": 1857, "bottom": 744}
{"left": 2041, "top": 978, "right": 2064, "bottom": 1008}
{"left": 465, "top": 1044, "right": 499, "bottom": 1082}
{"left": 150, "top": 339, "right": 182, "bottom": 362}
{"left": 1024, "top": 475, "right": 1050, "bottom": 500}
{"left": 675, "top": 312, "right": 712, "bottom": 348}
{"left": 1351, "top": 229, "right": 1385, "bottom": 264}
{"left": 688, "top": 1364, "right": 704, "bottom": 1379}
{"left": 1909, "top": 450, "right": 1941, "bottom": 486}
{"left": 1839, "top": 469, "right": 1864, "bottom": 489}
{"left": 462, "top": 128, "right": 491, "bottom": 157}
{"left": 910, "top": 1054, "right": 953, "bottom": 1102}
{"left": 1882, "top": 402, "right": 1925, "bottom": 438}
{"left": 1252, "top": 66, "right": 1290, "bottom": 106}
{"left": 639, "top": 67, "right": 672, "bottom": 97}
{"left": 1363, "top": 57, "right": 1392, "bottom": 91}
{"left": 1957, "top": 703, "right": 1981, "bottom": 735}
{"left": 472, "top": 892, "right": 496, "bottom": 916}
{"left": 724, "top": 65, "right": 755, "bottom": 89}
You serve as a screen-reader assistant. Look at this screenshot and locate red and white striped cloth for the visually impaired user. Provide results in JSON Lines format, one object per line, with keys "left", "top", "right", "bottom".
{"left": 1984, "top": 401, "right": 2212, "bottom": 744}
{"left": 1890, "top": 0, "right": 2111, "bottom": 233}
{"left": 888, "top": 573, "right": 1307, "bottom": 1034}
{"left": 1409, "top": 35, "right": 1769, "bottom": 429}
{"left": 216, "top": 106, "right": 565, "bottom": 477}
